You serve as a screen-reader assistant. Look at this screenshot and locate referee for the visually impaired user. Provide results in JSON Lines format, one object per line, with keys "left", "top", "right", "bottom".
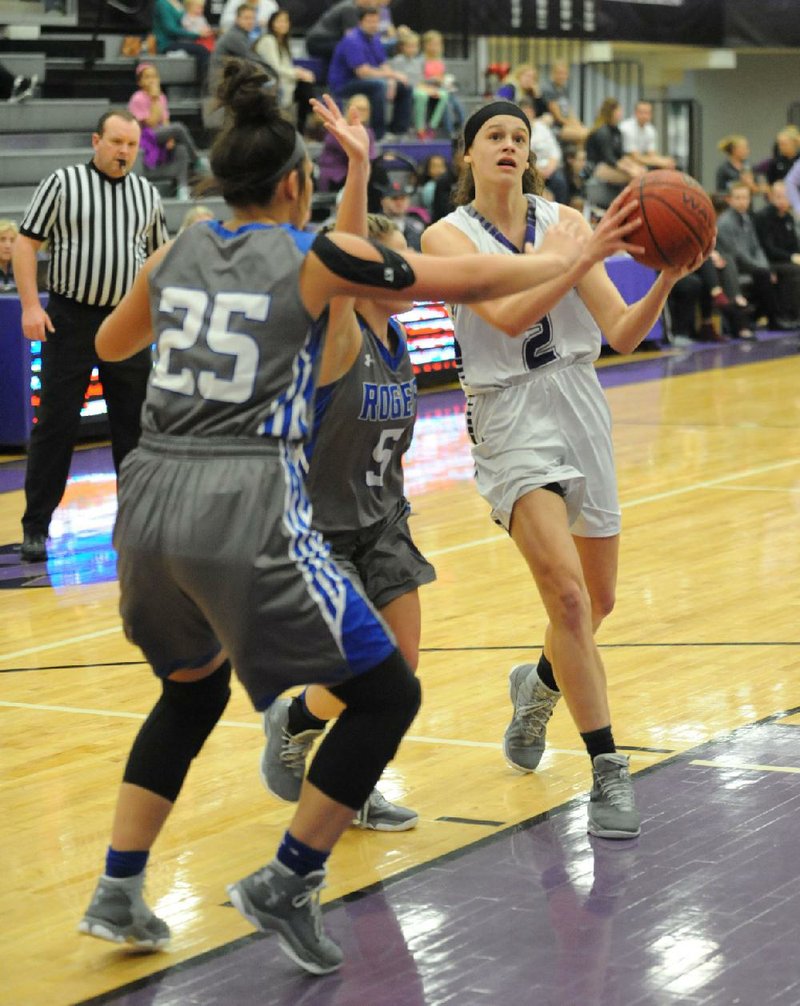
{"left": 14, "top": 109, "right": 168, "bottom": 564}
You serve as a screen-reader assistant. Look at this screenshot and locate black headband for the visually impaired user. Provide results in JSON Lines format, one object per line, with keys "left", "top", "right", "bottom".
{"left": 262, "top": 131, "right": 307, "bottom": 185}
{"left": 463, "top": 101, "right": 531, "bottom": 152}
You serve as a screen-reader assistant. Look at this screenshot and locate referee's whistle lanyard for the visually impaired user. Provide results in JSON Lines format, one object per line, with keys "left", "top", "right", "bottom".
{"left": 466, "top": 201, "right": 537, "bottom": 254}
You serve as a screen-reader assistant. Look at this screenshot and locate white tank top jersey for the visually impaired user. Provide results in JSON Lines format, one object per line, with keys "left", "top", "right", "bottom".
{"left": 443, "top": 195, "right": 602, "bottom": 392}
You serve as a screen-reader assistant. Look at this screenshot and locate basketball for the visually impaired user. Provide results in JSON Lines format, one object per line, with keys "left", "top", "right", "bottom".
{"left": 620, "top": 170, "right": 716, "bottom": 271}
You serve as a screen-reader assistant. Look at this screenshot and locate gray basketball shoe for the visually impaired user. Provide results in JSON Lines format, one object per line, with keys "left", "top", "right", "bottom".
{"left": 77, "top": 873, "right": 170, "bottom": 950}
{"left": 228, "top": 861, "right": 343, "bottom": 975}
{"left": 503, "top": 663, "right": 561, "bottom": 772}
{"left": 587, "top": 753, "right": 641, "bottom": 839}
{"left": 260, "top": 698, "right": 325, "bottom": 802}
{"left": 353, "top": 789, "right": 419, "bottom": 831}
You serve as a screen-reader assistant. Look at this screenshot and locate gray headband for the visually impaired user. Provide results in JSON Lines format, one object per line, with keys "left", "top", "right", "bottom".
{"left": 463, "top": 101, "right": 531, "bottom": 151}
{"left": 262, "top": 131, "right": 307, "bottom": 185}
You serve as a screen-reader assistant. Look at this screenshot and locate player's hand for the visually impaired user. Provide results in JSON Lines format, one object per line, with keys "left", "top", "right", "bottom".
{"left": 21, "top": 303, "right": 55, "bottom": 342}
{"left": 310, "top": 94, "right": 370, "bottom": 167}
{"left": 585, "top": 192, "right": 644, "bottom": 264}
{"left": 661, "top": 248, "right": 707, "bottom": 281}
{"left": 531, "top": 218, "right": 587, "bottom": 265}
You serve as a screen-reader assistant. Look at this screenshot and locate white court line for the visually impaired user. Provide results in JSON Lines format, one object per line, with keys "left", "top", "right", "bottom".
{"left": 691, "top": 758, "right": 800, "bottom": 775}
{"left": 426, "top": 457, "right": 800, "bottom": 558}
{"left": 0, "top": 626, "right": 121, "bottom": 663}
{"left": 705, "top": 485, "right": 800, "bottom": 494}
{"left": 0, "top": 699, "right": 596, "bottom": 754}
{"left": 4, "top": 461, "right": 797, "bottom": 665}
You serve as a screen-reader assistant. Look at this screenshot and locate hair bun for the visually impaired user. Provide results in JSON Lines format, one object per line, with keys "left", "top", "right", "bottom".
{"left": 216, "top": 58, "right": 280, "bottom": 127}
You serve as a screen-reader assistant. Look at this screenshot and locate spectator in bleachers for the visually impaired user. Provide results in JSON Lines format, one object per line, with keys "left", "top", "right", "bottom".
{"left": 305, "top": 0, "right": 377, "bottom": 67}
{"left": 255, "top": 8, "right": 316, "bottom": 133}
{"left": 390, "top": 30, "right": 447, "bottom": 139}
{"left": 763, "top": 126, "right": 800, "bottom": 185}
{"left": 754, "top": 180, "right": 800, "bottom": 325}
{"left": 541, "top": 60, "right": 588, "bottom": 146}
{"left": 585, "top": 98, "right": 646, "bottom": 210}
{"left": 328, "top": 6, "right": 412, "bottom": 141}
{"left": 377, "top": 0, "right": 399, "bottom": 54}
{"left": 182, "top": 0, "right": 216, "bottom": 51}
{"left": 213, "top": 4, "right": 279, "bottom": 84}
{"left": 218, "top": 0, "right": 275, "bottom": 33}
{"left": 178, "top": 205, "right": 215, "bottom": 231}
{"left": 518, "top": 95, "right": 568, "bottom": 205}
{"left": 0, "top": 220, "right": 19, "bottom": 291}
{"left": 317, "top": 93, "right": 377, "bottom": 192}
{"left": 153, "top": 0, "right": 212, "bottom": 81}
{"left": 715, "top": 134, "right": 766, "bottom": 199}
{"left": 431, "top": 138, "right": 463, "bottom": 223}
{"left": 421, "top": 30, "right": 465, "bottom": 137}
{"left": 716, "top": 180, "right": 782, "bottom": 329}
{"left": 0, "top": 61, "right": 37, "bottom": 103}
{"left": 418, "top": 152, "right": 449, "bottom": 214}
{"left": 562, "top": 142, "right": 588, "bottom": 211}
{"left": 128, "top": 62, "right": 209, "bottom": 199}
{"left": 495, "top": 64, "right": 549, "bottom": 121}
{"left": 378, "top": 179, "right": 426, "bottom": 250}
{"left": 619, "top": 100, "right": 675, "bottom": 171}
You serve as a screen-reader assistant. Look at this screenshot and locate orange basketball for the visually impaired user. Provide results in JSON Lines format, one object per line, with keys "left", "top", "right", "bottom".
{"left": 620, "top": 170, "right": 715, "bottom": 271}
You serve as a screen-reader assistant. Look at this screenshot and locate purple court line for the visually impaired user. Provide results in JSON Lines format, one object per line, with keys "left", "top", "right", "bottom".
{"left": 77, "top": 712, "right": 800, "bottom": 1006}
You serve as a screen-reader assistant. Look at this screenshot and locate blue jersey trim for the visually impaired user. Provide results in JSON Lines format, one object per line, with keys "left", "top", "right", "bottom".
{"left": 208, "top": 219, "right": 316, "bottom": 253}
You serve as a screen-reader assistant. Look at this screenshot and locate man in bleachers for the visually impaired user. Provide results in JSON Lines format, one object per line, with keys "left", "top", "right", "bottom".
{"left": 619, "top": 100, "right": 676, "bottom": 171}
{"left": 305, "top": 0, "right": 381, "bottom": 65}
{"left": 540, "top": 60, "right": 587, "bottom": 147}
{"left": 327, "top": 6, "right": 411, "bottom": 141}
{"left": 716, "top": 180, "right": 783, "bottom": 330}
{"left": 212, "top": 5, "right": 279, "bottom": 85}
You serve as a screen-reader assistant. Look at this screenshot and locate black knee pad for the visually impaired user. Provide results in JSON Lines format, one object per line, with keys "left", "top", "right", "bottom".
{"left": 123, "top": 659, "right": 232, "bottom": 802}
{"left": 307, "top": 649, "right": 421, "bottom": 809}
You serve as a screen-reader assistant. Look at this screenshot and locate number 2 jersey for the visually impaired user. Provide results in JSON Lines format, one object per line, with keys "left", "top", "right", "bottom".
{"left": 304, "top": 315, "right": 417, "bottom": 534}
{"left": 142, "top": 220, "right": 320, "bottom": 441}
{"left": 442, "top": 195, "right": 602, "bottom": 393}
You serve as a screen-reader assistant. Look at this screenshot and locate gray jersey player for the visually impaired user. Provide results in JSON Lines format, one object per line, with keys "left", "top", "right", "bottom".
{"left": 261, "top": 211, "right": 434, "bottom": 832}
{"left": 77, "top": 74, "right": 598, "bottom": 976}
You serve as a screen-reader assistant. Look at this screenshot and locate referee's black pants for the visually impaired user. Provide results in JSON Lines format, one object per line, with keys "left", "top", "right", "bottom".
{"left": 22, "top": 294, "right": 150, "bottom": 536}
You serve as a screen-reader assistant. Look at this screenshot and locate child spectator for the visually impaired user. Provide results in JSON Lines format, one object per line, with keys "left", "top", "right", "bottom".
{"left": 421, "top": 29, "right": 465, "bottom": 136}
{"left": 0, "top": 219, "right": 19, "bottom": 291}
{"left": 391, "top": 30, "right": 448, "bottom": 139}
{"left": 182, "top": 0, "right": 216, "bottom": 51}
{"left": 317, "top": 93, "right": 377, "bottom": 192}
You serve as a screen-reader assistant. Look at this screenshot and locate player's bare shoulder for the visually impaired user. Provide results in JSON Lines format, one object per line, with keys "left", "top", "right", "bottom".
{"left": 421, "top": 218, "right": 478, "bottom": 257}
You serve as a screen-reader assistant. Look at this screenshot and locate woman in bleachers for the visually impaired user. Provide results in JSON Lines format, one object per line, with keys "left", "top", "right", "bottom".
{"left": 585, "top": 97, "right": 646, "bottom": 209}
{"left": 128, "top": 62, "right": 209, "bottom": 199}
{"left": 715, "top": 134, "right": 766, "bottom": 199}
{"left": 254, "top": 9, "right": 316, "bottom": 133}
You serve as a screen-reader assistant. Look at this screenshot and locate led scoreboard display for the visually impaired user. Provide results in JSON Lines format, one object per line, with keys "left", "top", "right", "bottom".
{"left": 395, "top": 301, "right": 458, "bottom": 384}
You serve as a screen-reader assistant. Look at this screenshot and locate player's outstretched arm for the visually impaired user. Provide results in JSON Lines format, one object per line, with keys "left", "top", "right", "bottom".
{"left": 300, "top": 225, "right": 585, "bottom": 321}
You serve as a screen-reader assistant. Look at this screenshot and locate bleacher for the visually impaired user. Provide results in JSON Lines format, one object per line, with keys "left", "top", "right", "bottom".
{"left": 0, "top": 37, "right": 485, "bottom": 234}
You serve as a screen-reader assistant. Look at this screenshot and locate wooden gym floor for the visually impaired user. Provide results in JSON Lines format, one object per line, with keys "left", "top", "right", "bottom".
{"left": 1, "top": 333, "right": 799, "bottom": 1005}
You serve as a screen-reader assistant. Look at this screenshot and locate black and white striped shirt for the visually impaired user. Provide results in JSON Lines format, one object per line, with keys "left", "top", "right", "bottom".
{"left": 19, "top": 160, "right": 169, "bottom": 307}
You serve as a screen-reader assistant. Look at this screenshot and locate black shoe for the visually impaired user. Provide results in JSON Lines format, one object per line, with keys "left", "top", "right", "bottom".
{"left": 20, "top": 532, "right": 48, "bottom": 563}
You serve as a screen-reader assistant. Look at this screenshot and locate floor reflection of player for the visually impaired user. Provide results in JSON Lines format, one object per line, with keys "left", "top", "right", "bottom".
{"left": 512, "top": 821, "right": 640, "bottom": 1005}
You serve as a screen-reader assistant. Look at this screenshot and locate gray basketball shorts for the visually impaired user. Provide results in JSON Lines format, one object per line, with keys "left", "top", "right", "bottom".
{"left": 114, "top": 434, "right": 397, "bottom": 711}
{"left": 324, "top": 499, "right": 437, "bottom": 611}
{"left": 466, "top": 361, "right": 621, "bottom": 537}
